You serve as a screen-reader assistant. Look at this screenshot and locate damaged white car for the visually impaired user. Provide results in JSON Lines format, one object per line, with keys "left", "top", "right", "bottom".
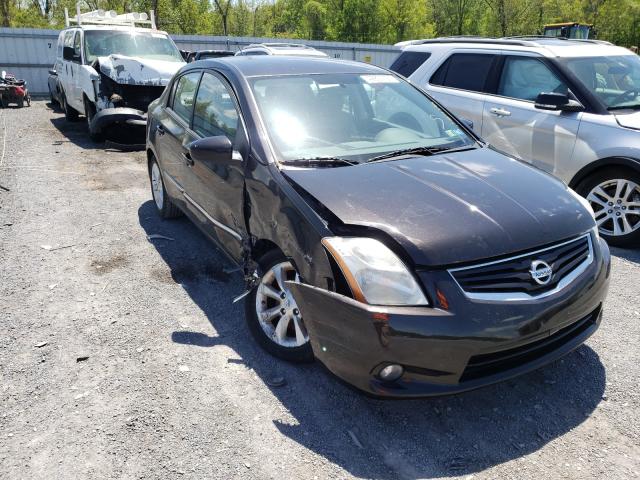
{"left": 53, "top": 9, "right": 185, "bottom": 142}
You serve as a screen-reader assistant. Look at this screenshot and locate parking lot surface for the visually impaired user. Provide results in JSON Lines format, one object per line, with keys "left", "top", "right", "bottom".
{"left": 1, "top": 101, "right": 639, "bottom": 479}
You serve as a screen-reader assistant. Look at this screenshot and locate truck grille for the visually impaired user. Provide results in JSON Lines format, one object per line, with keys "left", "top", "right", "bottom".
{"left": 449, "top": 233, "right": 593, "bottom": 300}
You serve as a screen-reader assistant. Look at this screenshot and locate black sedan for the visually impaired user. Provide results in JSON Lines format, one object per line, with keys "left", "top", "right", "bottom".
{"left": 146, "top": 57, "right": 611, "bottom": 398}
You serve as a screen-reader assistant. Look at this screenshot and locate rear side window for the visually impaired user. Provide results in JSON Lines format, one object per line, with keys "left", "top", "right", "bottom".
{"left": 389, "top": 51, "right": 431, "bottom": 77}
{"left": 430, "top": 53, "right": 496, "bottom": 93}
{"left": 170, "top": 72, "right": 201, "bottom": 124}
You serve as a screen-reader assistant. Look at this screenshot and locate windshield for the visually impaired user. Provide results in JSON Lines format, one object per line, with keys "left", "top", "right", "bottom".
{"left": 566, "top": 55, "right": 640, "bottom": 110}
{"left": 84, "top": 30, "right": 184, "bottom": 64}
{"left": 250, "top": 73, "right": 475, "bottom": 165}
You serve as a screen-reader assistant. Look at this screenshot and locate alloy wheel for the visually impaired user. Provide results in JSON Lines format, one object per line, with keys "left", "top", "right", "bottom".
{"left": 255, "top": 261, "right": 309, "bottom": 348}
{"left": 587, "top": 179, "right": 640, "bottom": 236}
{"left": 151, "top": 163, "right": 164, "bottom": 210}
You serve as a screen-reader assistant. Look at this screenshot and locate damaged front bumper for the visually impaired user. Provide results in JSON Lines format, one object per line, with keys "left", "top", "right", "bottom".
{"left": 90, "top": 107, "right": 147, "bottom": 136}
{"left": 288, "top": 238, "right": 611, "bottom": 398}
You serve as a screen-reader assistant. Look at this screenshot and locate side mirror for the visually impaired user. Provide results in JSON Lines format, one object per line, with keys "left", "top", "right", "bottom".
{"left": 188, "top": 136, "right": 233, "bottom": 166}
{"left": 460, "top": 117, "right": 474, "bottom": 131}
{"left": 63, "top": 46, "right": 76, "bottom": 61}
{"left": 48, "top": 69, "right": 57, "bottom": 76}
{"left": 535, "top": 92, "right": 584, "bottom": 112}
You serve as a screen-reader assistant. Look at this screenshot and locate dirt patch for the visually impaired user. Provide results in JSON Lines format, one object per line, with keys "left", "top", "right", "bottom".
{"left": 151, "top": 261, "right": 232, "bottom": 284}
{"left": 90, "top": 254, "right": 129, "bottom": 275}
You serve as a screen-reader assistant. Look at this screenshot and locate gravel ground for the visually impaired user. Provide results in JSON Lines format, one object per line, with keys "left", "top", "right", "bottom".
{"left": 0, "top": 101, "right": 639, "bottom": 480}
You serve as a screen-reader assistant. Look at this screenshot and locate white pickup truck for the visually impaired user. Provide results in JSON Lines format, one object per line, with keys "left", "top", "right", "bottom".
{"left": 52, "top": 9, "right": 185, "bottom": 141}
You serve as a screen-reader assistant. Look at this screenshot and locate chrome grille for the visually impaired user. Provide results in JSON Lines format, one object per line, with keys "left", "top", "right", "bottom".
{"left": 449, "top": 234, "right": 593, "bottom": 301}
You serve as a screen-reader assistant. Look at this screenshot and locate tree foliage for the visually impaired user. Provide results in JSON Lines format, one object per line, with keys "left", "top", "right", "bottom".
{"left": 3, "top": 0, "right": 640, "bottom": 47}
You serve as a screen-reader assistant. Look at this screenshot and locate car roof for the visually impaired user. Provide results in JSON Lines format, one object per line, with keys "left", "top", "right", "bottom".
{"left": 187, "top": 56, "right": 385, "bottom": 77}
{"left": 397, "top": 36, "right": 635, "bottom": 58}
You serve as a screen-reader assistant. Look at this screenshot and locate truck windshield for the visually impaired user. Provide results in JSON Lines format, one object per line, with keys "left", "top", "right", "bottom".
{"left": 84, "top": 30, "right": 183, "bottom": 64}
{"left": 566, "top": 55, "right": 640, "bottom": 111}
{"left": 251, "top": 72, "right": 475, "bottom": 165}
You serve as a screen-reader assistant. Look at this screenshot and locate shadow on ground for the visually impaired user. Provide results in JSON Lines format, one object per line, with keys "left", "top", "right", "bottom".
{"left": 609, "top": 245, "right": 640, "bottom": 265}
{"left": 49, "top": 104, "right": 145, "bottom": 151}
{"left": 138, "top": 200, "right": 605, "bottom": 479}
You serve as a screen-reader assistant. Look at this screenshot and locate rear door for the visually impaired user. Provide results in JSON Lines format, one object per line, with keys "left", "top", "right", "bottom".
{"left": 180, "top": 71, "right": 248, "bottom": 260}
{"left": 426, "top": 51, "right": 500, "bottom": 133}
{"left": 481, "top": 53, "right": 581, "bottom": 174}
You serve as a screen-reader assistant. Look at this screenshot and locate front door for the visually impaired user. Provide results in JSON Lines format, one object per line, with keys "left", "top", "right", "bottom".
{"left": 59, "top": 30, "right": 75, "bottom": 105}
{"left": 156, "top": 71, "right": 202, "bottom": 195}
{"left": 481, "top": 55, "right": 581, "bottom": 175}
{"left": 180, "top": 71, "right": 248, "bottom": 260}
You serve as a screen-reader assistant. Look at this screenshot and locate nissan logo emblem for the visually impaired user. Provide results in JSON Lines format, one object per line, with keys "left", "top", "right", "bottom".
{"left": 530, "top": 260, "right": 553, "bottom": 285}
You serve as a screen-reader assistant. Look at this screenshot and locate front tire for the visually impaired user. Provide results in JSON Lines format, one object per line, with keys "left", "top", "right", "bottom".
{"left": 245, "top": 250, "right": 314, "bottom": 363}
{"left": 149, "top": 158, "right": 182, "bottom": 219}
{"left": 578, "top": 167, "right": 640, "bottom": 247}
{"left": 84, "top": 98, "right": 103, "bottom": 142}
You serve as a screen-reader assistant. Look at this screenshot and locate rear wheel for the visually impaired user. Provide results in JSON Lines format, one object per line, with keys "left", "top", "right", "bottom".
{"left": 49, "top": 87, "right": 57, "bottom": 106}
{"left": 578, "top": 167, "right": 640, "bottom": 247}
{"left": 62, "top": 92, "right": 79, "bottom": 121}
{"left": 245, "top": 250, "right": 314, "bottom": 363}
{"left": 149, "top": 158, "right": 182, "bottom": 219}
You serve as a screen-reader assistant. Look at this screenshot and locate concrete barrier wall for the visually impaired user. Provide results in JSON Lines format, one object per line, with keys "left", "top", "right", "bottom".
{"left": 0, "top": 27, "right": 399, "bottom": 94}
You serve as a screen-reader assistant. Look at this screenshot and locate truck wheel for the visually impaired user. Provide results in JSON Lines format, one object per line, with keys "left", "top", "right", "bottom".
{"left": 149, "top": 158, "right": 182, "bottom": 219}
{"left": 49, "top": 87, "right": 58, "bottom": 107}
{"left": 577, "top": 167, "right": 640, "bottom": 247}
{"left": 245, "top": 250, "right": 314, "bottom": 363}
{"left": 84, "top": 98, "right": 103, "bottom": 142}
{"left": 62, "top": 93, "right": 79, "bottom": 121}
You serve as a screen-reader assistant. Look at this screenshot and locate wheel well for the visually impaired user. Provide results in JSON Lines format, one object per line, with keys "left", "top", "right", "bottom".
{"left": 569, "top": 157, "right": 640, "bottom": 189}
{"left": 251, "top": 239, "right": 283, "bottom": 262}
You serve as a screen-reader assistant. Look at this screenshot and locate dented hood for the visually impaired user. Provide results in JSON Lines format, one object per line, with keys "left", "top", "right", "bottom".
{"left": 285, "top": 147, "right": 595, "bottom": 267}
{"left": 98, "top": 54, "right": 184, "bottom": 86}
{"left": 615, "top": 111, "right": 640, "bottom": 130}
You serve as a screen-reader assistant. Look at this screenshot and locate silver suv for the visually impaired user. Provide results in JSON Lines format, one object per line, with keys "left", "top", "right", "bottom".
{"left": 391, "top": 37, "right": 640, "bottom": 246}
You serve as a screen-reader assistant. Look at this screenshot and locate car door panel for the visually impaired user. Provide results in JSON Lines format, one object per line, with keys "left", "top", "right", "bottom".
{"left": 481, "top": 54, "right": 581, "bottom": 175}
{"left": 482, "top": 97, "right": 581, "bottom": 173}
{"left": 424, "top": 51, "right": 500, "bottom": 135}
{"left": 156, "top": 71, "right": 201, "bottom": 194}
{"left": 181, "top": 72, "right": 248, "bottom": 261}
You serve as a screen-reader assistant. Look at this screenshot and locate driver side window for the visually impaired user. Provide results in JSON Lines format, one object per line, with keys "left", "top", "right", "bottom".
{"left": 192, "top": 73, "right": 239, "bottom": 139}
{"left": 498, "top": 57, "right": 568, "bottom": 102}
{"left": 73, "top": 31, "right": 82, "bottom": 63}
{"left": 170, "top": 72, "right": 201, "bottom": 124}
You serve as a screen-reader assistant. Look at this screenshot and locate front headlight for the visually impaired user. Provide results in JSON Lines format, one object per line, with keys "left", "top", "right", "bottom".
{"left": 322, "top": 237, "right": 429, "bottom": 306}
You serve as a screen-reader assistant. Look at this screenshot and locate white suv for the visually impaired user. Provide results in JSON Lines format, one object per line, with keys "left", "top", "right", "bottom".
{"left": 391, "top": 37, "right": 640, "bottom": 246}
{"left": 53, "top": 9, "right": 184, "bottom": 141}
{"left": 235, "top": 43, "right": 328, "bottom": 57}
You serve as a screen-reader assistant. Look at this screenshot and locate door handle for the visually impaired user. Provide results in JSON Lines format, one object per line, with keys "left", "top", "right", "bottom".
{"left": 156, "top": 124, "right": 166, "bottom": 136}
{"left": 489, "top": 107, "right": 511, "bottom": 117}
{"left": 182, "top": 151, "right": 194, "bottom": 166}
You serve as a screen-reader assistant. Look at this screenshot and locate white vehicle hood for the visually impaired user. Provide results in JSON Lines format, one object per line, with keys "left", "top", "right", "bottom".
{"left": 615, "top": 111, "right": 640, "bottom": 131}
{"left": 98, "top": 54, "right": 184, "bottom": 86}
